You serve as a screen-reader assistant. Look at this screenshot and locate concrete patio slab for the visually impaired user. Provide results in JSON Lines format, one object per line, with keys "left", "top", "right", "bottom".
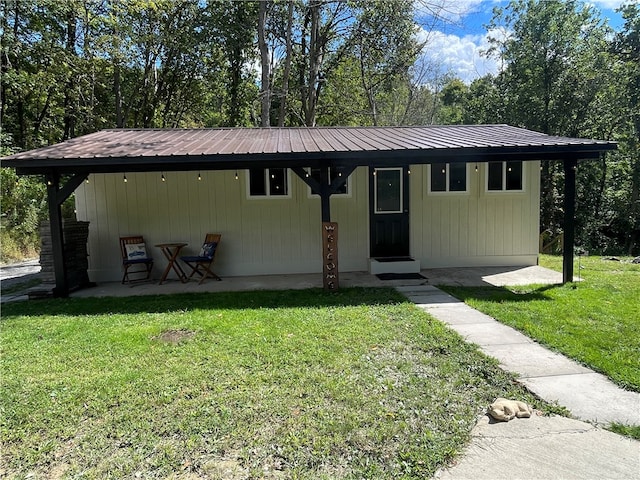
{"left": 421, "top": 265, "right": 567, "bottom": 287}
{"left": 435, "top": 414, "right": 640, "bottom": 480}
{"left": 1, "top": 264, "right": 567, "bottom": 303}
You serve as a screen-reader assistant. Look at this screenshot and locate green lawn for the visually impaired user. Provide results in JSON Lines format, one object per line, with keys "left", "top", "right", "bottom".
{"left": 441, "top": 255, "right": 640, "bottom": 393}
{"left": 1, "top": 288, "right": 542, "bottom": 479}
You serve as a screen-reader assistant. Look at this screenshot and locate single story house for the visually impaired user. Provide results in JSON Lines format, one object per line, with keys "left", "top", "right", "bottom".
{"left": 2, "top": 125, "right": 616, "bottom": 296}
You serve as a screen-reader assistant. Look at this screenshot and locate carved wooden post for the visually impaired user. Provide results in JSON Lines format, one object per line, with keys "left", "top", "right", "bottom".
{"left": 322, "top": 222, "right": 338, "bottom": 290}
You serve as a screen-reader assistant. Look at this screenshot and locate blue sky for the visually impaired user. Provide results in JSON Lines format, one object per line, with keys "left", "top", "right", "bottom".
{"left": 415, "top": 0, "right": 628, "bottom": 84}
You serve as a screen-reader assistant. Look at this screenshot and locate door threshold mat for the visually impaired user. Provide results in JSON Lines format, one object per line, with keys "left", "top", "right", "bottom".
{"left": 376, "top": 273, "right": 426, "bottom": 281}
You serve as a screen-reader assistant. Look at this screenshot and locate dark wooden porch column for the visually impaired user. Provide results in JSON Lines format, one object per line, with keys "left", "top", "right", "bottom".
{"left": 44, "top": 171, "right": 88, "bottom": 297}
{"left": 46, "top": 172, "right": 67, "bottom": 297}
{"left": 562, "top": 158, "right": 577, "bottom": 283}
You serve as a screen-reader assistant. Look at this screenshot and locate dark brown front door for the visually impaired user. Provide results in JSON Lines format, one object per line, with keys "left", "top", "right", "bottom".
{"left": 369, "top": 166, "right": 410, "bottom": 258}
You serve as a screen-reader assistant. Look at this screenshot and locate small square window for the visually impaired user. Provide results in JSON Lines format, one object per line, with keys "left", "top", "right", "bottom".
{"left": 429, "top": 163, "right": 468, "bottom": 194}
{"left": 248, "top": 168, "right": 290, "bottom": 197}
{"left": 487, "top": 161, "right": 524, "bottom": 192}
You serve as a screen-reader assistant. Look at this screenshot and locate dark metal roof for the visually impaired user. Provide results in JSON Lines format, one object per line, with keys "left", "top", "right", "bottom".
{"left": 2, "top": 125, "right": 617, "bottom": 175}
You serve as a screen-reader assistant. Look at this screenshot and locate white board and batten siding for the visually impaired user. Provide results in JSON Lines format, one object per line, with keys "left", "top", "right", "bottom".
{"left": 74, "top": 169, "right": 370, "bottom": 282}
{"left": 410, "top": 161, "right": 540, "bottom": 268}
{"left": 74, "top": 162, "right": 540, "bottom": 282}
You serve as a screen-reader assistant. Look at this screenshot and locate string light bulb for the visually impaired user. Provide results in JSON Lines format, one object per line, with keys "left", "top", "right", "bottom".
{"left": 235, "top": 170, "right": 239, "bottom": 180}
{"left": 198, "top": 171, "right": 202, "bottom": 181}
{"left": 161, "top": 172, "right": 166, "bottom": 182}
{"left": 475, "top": 163, "right": 478, "bottom": 173}
{"left": 85, "top": 177, "right": 90, "bottom": 184}
{"left": 123, "top": 173, "right": 128, "bottom": 183}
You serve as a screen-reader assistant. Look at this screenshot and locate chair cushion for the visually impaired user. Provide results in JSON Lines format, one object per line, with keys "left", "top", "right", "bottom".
{"left": 125, "top": 243, "right": 148, "bottom": 260}
{"left": 198, "top": 242, "right": 217, "bottom": 259}
{"left": 124, "top": 257, "right": 152, "bottom": 264}
{"left": 181, "top": 255, "right": 210, "bottom": 263}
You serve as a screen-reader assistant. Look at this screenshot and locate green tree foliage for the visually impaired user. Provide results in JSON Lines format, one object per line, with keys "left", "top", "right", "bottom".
{"left": 449, "top": 0, "right": 638, "bottom": 254}
{"left": 607, "top": 3, "right": 640, "bottom": 253}
{"left": 2, "top": 0, "right": 637, "bottom": 257}
{"left": 1, "top": 134, "right": 47, "bottom": 261}
{"left": 1, "top": 0, "right": 422, "bottom": 259}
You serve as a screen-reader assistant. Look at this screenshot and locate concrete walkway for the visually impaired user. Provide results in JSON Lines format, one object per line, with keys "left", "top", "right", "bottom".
{"left": 395, "top": 285, "right": 640, "bottom": 480}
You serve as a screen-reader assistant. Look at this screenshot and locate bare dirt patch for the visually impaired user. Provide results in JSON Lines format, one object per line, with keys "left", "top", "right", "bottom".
{"left": 153, "top": 329, "right": 196, "bottom": 344}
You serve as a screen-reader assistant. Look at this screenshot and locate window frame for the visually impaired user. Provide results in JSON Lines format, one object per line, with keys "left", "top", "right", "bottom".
{"left": 485, "top": 161, "right": 525, "bottom": 193}
{"left": 246, "top": 167, "right": 292, "bottom": 199}
{"left": 305, "top": 167, "right": 351, "bottom": 198}
{"left": 427, "top": 162, "right": 470, "bottom": 195}
{"left": 374, "top": 167, "right": 404, "bottom": 214}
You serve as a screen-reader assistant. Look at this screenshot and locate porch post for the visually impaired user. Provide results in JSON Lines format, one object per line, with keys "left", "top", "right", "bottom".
{"left": 43, "top": 172, "right": 87, "bottom": 297}
{"left": 562, "top": 158, "right": 577, "bottom": 283}
{"left": 46, "top": 172, "right": 68, "bottom": 297}
{"left": 319, "top": 166, "right": 330, "bottom": 222}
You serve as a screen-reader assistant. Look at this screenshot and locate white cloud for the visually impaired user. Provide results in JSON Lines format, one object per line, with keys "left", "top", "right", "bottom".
{"left": 418, "top": 28, "right": 507, "bottom": 84}
{"left": 588, "top": 0, "right": 627, "bottom": 10}
{"left": 414, "top": 0, "right": 491, "bottom": 25}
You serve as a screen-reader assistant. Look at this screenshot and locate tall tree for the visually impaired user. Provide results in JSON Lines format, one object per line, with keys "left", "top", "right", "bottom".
{"left": 485, "top": 0, "right": 610, "bottom": 238}
{"left": 609, "top": 3, "right": 640, "bottom": 253}
{"left": 257, "top": 0, "right": 271, "bottom": 127}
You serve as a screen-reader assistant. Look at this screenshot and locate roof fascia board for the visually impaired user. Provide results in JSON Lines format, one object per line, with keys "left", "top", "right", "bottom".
{"left": 8, "top": 144, "right": 611, "bottom": 176}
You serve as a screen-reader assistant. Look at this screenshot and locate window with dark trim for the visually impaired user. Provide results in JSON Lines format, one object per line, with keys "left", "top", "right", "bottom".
{"left": 248, "top": 168, "right": 289, "bottom": 197}
{"left": 487, "top": 161, "right": 523, "bottom": 191}
{"left": 307, "top": 167, "right": 349, "bottom": 196}
{"left": 429, "top": 162, "right": 468, "bottom": 193}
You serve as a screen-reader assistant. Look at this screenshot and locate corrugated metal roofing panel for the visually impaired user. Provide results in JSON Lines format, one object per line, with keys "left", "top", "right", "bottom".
{"left": 2, "top": 125, "right": 616, "bottom": 169}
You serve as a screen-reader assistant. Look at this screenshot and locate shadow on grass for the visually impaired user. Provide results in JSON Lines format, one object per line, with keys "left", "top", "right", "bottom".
{"left": 1, "top": 287, "right": 408, "bottom": 318}
{"left": 440, "top": 283, "right": 563, "bottom": 304}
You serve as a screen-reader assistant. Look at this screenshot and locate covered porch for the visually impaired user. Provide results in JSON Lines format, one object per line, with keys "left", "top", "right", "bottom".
{"left": 62, "top": 264, "right": 564, "bottom": 300}
{"left": 2, "top": 125, "right": 616, "bottom": 296}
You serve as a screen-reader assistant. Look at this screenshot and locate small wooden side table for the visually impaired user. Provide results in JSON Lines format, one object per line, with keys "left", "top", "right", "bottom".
{"left": 155, "top": 243, "right": 188, "bottom": 284}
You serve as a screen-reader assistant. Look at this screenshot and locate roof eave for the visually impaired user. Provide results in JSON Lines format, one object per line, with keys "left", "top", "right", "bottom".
{"left": 5, "top": 142, "right": 616, "bottom": 176}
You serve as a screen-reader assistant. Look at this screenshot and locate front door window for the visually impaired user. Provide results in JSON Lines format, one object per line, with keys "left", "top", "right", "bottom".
{"left": 375, "top": 168, "right": 402, "bottom": 213}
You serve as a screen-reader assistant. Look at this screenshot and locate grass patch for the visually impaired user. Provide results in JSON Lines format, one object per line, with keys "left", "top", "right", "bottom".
{"left": 0, "top": 288, "right": 540, "bottom": 479}
{"left": 440, "top": 255, "right": 640, "bottom": 393}
{"left": 608, "top": 424, "right": 640, "bottom": 440}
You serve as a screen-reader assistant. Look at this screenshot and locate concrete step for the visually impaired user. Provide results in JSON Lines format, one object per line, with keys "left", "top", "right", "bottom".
{"left": 369, "top": 257, "right": 420, "bottom": 274}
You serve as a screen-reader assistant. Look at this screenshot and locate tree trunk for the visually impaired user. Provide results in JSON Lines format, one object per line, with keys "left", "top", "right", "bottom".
{"left": 278, "top": 0, "right": 294, "bottom": 127}
{"left": 114, "top": 62, "right": 123, "bottom": 127}
{"left": 304, "top": 1, "right": 322, "bottom": 127}
{"left": 258, "top": 0, "right": 270, "bottom": 127}
{"left": 63, "top": 7, "right": 77, "bottom": 140}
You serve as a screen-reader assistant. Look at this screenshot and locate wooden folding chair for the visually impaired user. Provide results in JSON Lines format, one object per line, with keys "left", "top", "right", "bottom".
{"left": 180, "top": 233, "right": 221, "bottom": 284}
{"left": 120, "top": 235, "right": 154, "bottom": 284}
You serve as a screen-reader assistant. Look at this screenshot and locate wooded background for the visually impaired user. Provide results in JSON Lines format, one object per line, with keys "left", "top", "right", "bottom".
{"left": 1, "top": 0, "right": 638, "bottom": 261}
